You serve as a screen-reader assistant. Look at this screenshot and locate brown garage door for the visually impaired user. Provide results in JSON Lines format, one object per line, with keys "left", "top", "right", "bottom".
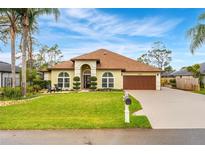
{"left": 123, "top": 76, "right": 156, "bottom": 90}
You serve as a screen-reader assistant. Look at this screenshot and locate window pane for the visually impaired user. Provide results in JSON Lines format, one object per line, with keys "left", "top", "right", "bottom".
{"left": 64, "top": 72, "right": 69, "bottom": 77}
{"left": 108, "top": 72, "right": 113, "bottom": 77}
{"left": 64, "top": 83, "right": 69, "bottom": 88}
{"left": 58, "top": 78, "right": 63, "bottom": 82}
{"left": 102, "top": 83, "right": 107, "bottom": 88}
{"left": 109, "top": 83, "right": 114, "bottom": 88}
{"left": 58, "top": 83, "right": 63, "bottom": 88}
{"left": 102, "top": 78, "right": 107, "bottom": 83}
{"left": 59, "top": 72, "right": 64, "bottom": 77}
{"left": 109, "top": 78, "right": 114, "bottom": 82}
{"left": 64, "top": 78, "right": 69, "bottom": 82}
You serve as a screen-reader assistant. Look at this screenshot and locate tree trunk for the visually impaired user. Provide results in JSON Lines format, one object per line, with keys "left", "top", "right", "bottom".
{"left": 28, "top": 31, "right": 33, "bottom": 69}
{"left": 10, "top": 26, "right": 16, "bottom": 88}
{"left": 21, "top": 14, "right": 29, "bottom": 97}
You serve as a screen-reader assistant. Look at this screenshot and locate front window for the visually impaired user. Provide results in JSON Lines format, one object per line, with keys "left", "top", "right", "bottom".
{"left": 102, "top": 72, "right": 114, "bottom": 88}
{"left": 58, "top": 72, "right": 70, "bottom": 88}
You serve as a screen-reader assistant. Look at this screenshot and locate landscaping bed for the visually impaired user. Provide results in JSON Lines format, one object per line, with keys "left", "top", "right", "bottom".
{"left": 0, "top": 92, "right": 151, "bottom": 129}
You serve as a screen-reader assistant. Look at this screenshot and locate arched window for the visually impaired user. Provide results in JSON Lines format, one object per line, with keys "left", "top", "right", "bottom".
{"left": 58, "top": 72, "right": 70, "bottom": 88}
{"left": 102, "top": 72, "right": 114, "bottom": 88}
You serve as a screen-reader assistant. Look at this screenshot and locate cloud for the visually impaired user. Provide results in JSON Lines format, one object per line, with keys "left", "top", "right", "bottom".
{"left": 39, "top": 8, "right": 182, "bottom": 40}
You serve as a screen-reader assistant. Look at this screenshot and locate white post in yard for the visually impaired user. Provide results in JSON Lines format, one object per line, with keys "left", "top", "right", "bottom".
{"left": 125, "top": 104, "right": 130, "bottom": 123}
{"left": 124, "top": 91, "right": 130, "bottom": 123}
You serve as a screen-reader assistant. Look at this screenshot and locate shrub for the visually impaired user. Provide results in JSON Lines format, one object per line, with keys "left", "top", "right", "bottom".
{"left": 90, "top": 76, "right": 97, "bottom": 90}
{"left": 97, "top": 88, "right": 122, "bottom": 92}
{"left": 170, "top": 79, "right": 176, "bottom": 88}
{"left": 73, "top": 76, "right": 81, "bottom": 90}
{"left": 2, "top": 87, "right": 22, "bottom": 99}
{"left": 33, "top": 79, "right": 51, "bottom": 89}
{"left": 33, "top": 85, "right": 41, "bottom": 92}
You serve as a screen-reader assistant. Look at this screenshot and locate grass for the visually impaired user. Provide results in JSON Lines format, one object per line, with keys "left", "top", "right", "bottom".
{"left": 193, "top": 88, "right": 205, "bottom": 95}
{"left": 0, "top": 92, "right": 151, "bottom": 129}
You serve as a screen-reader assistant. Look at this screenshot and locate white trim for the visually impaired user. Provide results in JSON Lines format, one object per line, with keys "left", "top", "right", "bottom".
{"left": 58, "top": 72, "right": 70, "bottom": 89}
{"left": 102, "top": 72, "right": 115, "bottom": 88}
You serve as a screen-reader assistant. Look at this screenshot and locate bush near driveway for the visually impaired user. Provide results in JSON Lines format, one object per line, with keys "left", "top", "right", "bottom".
{"left": 193, "top": 88, "right": 205, "bottom": 95}
{"left": 0, "top": 92, "right": 151, "bottom": 129}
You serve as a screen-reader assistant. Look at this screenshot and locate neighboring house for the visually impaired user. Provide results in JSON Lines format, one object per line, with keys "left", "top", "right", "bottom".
{"left": 0, "top": 61, "right": 20, "bottom": 87}
{"left": 172, "top": 62, "right": 205, "bottom": 84}
{"left": 42, "top": 49, "right": 161, "bottom": 90}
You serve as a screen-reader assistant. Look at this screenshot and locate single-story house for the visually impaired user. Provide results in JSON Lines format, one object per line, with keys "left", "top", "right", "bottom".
{"left": 171, "top": 62, "right": 205, "bottom": 84}
{"left": 0, "top": 61, "right": 20, "bottom": 87}
{"left": 42, "top": 49, "right": 161, "bottom": 90}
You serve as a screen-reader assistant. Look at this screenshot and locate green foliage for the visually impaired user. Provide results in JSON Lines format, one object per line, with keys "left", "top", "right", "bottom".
{"left": 2, "top": 87, "right": 22, "bottom": 99}
{"left": 170, "top": 79, "right": 176, "bottom": 88}
{"left": 73, "top": 76, "right": 81, "bottom": 90}
{"left": 187, "top": 64, "right": 201, "bottom": 78}
{"left": 186, "top": 64, "right": 204, "bottom": 88}
{"left": 90, "top": 76, "right": 97, "bottom": 90}
{"left": 137, "top": 41, "right": 172, "bottom": 70}
{"left": 33, "top": 79, "right": 51, "bottom": 89}
{"left": 34, "top": 44, "right": 63, "bottom": 69}
{"left": 187, "top": 12, "right": 205, "bottom": 54}
{"left": 164, "top": 65, "right": 175, "bottom": 72}
{"left": 26, "top": 68, "right": 38, "bottom": 84}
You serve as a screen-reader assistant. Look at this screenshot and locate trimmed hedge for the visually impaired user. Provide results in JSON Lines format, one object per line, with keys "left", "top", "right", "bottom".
{"left": 90, "top": 76, "right": 97, "bottom": 90}
{"left": 73, "top": 76, "right": 81, "bottom": 90}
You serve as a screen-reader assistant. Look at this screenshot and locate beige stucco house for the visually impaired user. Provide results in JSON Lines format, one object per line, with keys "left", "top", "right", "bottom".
{"left": 42, "top": 49, "right": 161, "bottom": 90}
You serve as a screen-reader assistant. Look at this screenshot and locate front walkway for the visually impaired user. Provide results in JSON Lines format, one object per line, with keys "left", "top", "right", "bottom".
{"left": 127, "top": 87, "right": 205, "bottom": 129}
{"left": 1, "top": 129, "right": 205, "bottom": 144}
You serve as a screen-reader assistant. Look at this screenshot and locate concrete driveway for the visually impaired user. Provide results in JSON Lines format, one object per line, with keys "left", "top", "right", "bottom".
{"left": 127, "top": 87, "right": 205, "bottom": 129}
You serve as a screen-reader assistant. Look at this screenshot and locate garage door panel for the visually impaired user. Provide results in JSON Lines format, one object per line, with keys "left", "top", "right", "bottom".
{"left": 123, "top": 76, "right": 156, "bottom": 90}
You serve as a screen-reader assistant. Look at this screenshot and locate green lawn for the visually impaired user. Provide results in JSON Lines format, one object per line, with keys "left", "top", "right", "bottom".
{"left": 0, "top": 92, "right": 151, "bottom": 129}
{"left": 193, "top": 88, "right": 205, "bottom": 95}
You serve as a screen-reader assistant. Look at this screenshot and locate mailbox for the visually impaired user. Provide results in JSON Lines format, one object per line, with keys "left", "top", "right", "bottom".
{"left": 124, "top": 96, "right": 132, "bottom": 105}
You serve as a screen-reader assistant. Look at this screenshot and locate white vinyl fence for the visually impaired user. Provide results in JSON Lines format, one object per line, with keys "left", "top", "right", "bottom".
{"left": 176, "top": 77, "right": 200, "bottom": 91}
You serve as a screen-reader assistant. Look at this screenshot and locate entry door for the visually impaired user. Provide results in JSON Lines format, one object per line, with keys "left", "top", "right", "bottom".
{"left": 84, "top": 75, "right": 91, "bottom": 88}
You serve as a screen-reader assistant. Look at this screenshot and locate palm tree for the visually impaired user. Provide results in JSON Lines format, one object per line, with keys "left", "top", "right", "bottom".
{"left": 16, "top": 8, "right": 60, "bottom": 96}
{"left": 187, "top": 12, "right": 205, "bottom": 54}
{"left": 187, "top": 64, "right": 203, "bottom": 88}
{"left": 0, "top": 9, "right": 20, "bottom": 88}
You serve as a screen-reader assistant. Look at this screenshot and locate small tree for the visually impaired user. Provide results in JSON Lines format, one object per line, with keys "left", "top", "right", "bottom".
{"left": 73, "top": 76, "right": 81, "bottom": 91}
{"left": 90, "top": 76, "right": 97, "bottom": 91}
{"left": 187, "top": 64, "right": 204, "bottom": 88}
{"left": 137, "top": 41, "right": 172, "bottom": 70}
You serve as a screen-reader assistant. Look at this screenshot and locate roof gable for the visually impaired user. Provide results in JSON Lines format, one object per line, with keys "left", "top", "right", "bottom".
{"left": 51, "top": 49, "right": 161, "bottom": 72}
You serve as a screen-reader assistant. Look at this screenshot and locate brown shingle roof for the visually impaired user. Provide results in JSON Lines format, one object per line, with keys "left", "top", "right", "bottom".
{"left": 50, "top": 60, "right": 74, "bottom": 70}
{"left": 51, "top": 49, "right": 161, "bottom": 72}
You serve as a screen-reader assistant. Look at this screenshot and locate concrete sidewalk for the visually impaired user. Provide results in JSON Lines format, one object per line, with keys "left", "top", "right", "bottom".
{"left": 1, "top": 129, "right": 205, "bottom": 145}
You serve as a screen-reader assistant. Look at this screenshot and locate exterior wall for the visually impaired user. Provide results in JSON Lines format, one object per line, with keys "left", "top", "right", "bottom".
{"left": 74, "top": 60, "right": 97, "bottom": 77}
{"left": 122, "top": 72, "right": 161, "bottom": 90}
{"left": 0, "top": 72, "right": 20, "bottom": 87}
{"left": 0, "top": 72, "right": 1, "bottom": 87}
{"left": 175, "top": 75, "right": 194, "bottom": 79}
{"left": 202, "top": 75, "right": 205, "bottom": 84}
{"left": 96, "top": 70, "right": 123, "bottom": 89}
{"left": 50, "top": 70, "right": 74, "bottom": 89}
{"left": 44, "top": 72, "right": 51, "bottom": 80}
{"left": 49, "top": 68, "right": 161, "bottom": 90}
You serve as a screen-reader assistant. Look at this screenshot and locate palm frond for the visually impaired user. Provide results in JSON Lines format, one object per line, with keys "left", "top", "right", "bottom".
{"left": 187, "top": 24, "right": 205, "bottom": 54}
{"left": 198, "top": 13, "right": 205, "bottom": 21}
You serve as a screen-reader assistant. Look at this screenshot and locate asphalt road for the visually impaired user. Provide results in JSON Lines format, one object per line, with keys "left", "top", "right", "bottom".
{"left": 1, "top": 129, "right": 205, "bottom": 145}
